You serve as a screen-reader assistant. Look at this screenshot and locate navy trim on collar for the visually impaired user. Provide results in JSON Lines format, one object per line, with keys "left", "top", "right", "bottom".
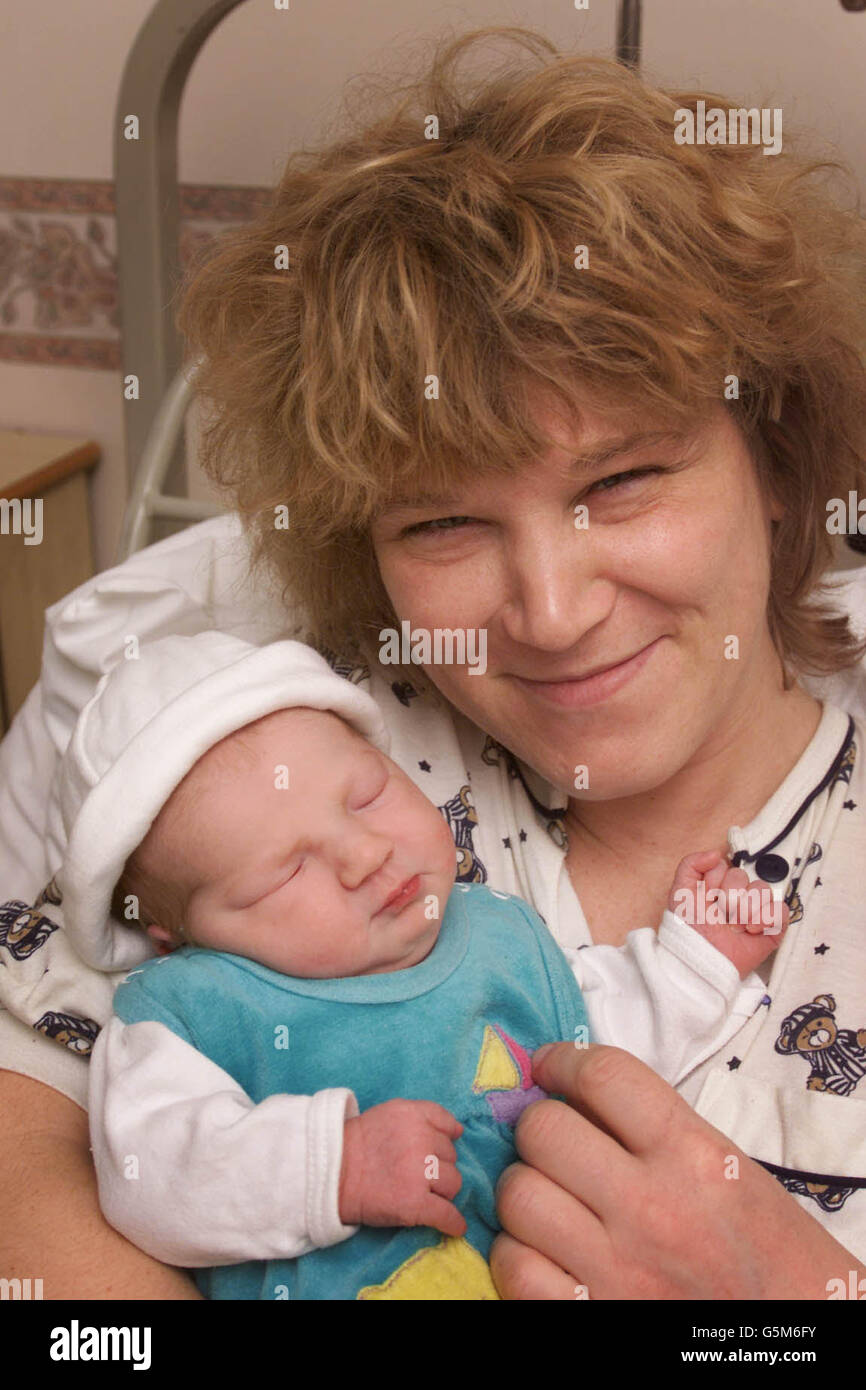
{"left": 730, "top": 715, "right": 855, "bottom": 869}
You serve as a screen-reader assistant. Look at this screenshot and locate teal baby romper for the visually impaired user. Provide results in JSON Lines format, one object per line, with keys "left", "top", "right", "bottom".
{"left": 112, "top": 882, "right": 590, "bottom": 1300}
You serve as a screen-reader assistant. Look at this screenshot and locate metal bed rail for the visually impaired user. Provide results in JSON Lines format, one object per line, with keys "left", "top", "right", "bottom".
{"left": 113, "top": 1, "right": 642, "bottom": 561}
{"left": 115, "top": 357, "right": 222, "bottom": 564}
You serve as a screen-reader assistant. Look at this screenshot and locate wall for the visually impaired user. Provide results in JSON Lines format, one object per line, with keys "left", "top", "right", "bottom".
{"left": 1, "top": 0, "right": 864, "bottom": 571}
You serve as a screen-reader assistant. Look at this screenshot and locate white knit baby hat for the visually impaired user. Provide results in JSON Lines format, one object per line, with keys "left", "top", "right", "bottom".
{"left": 53, "top": 632, "right": 391, "bottom": 972}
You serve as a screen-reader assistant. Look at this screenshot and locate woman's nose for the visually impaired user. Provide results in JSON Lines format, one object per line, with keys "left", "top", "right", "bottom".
{"left": 498, "top": 524, "right": 616, "bottom": 653}
{"left": 334, "top": 827, "right": 392, "bottom": 890}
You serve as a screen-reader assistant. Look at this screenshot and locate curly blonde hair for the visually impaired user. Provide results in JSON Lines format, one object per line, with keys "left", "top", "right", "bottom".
{"left": 177, "top": 25, "right": 866, "bottom": 695}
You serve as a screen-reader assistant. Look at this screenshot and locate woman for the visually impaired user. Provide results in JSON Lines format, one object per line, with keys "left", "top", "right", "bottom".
{"left": 2, "top": 27, "right": 866, "bottom": 1298}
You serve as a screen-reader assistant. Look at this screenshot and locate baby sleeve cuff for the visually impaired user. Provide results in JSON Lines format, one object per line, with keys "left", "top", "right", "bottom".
{"left": 659, "top": 908, "right": 767, "bottom": 1010}
{"left": 305, "top": 1087, "right": 361, "bottom": 1249}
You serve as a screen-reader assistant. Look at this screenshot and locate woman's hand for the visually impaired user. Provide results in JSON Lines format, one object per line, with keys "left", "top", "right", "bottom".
{"left": 490, "top": 1042, "right": 866, "bottom": 1300}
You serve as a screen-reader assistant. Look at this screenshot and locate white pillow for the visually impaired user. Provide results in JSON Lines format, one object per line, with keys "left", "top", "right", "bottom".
{"left": 801, "top": 555, "right": 866, "bottom": 720}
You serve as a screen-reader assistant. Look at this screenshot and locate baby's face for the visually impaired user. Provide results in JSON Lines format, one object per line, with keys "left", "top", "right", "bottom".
{"left": 150, "top": 707, "right": 458, "bottom": 976}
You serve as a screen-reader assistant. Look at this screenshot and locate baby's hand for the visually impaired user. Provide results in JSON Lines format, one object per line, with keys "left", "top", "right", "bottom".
{"left": 338, "top": 1099, "right": 466, "bottom": 1238}
{"left": 669, "top": 850, "right": 789, "bottom": 979}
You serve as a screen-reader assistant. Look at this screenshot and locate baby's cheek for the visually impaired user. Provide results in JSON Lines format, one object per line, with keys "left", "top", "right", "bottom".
{"left": 437, "top": 817, "right": 459, "bottom": 880}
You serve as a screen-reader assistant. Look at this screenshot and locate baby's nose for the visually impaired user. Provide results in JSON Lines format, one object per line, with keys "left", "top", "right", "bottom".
{"left": 335, "top": 829, "right": 391, "bottom": 888}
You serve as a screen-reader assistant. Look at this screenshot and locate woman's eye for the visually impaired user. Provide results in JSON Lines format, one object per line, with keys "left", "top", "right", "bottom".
{"left": 402, "top": 515, "right": 476, "bottom": 537}
{"left": 587, "top": 467, "right": 659, "bottom": 495}
{"left": 400, "top": 471, "right": 662, "bottom": 534}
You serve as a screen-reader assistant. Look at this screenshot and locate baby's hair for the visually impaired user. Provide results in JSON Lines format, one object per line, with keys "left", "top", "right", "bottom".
{"left": 107, "top": 712, "right": 294, "bottom": 947}
{"left": 178, "top": 24, "right": 866, "bottom": 692}
{"left": 108, "top": 755, "right": 214, "bottom": 947}
{"left": 110, "top": 849, "right": 191, "bottom": 946}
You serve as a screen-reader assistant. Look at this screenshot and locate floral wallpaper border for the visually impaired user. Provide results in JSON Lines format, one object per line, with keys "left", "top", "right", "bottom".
{"left": 0, "top": 177, "right": 270, "bottom": 370}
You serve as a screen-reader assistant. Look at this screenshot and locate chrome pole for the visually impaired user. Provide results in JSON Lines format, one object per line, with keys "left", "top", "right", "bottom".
{"left": 616, "top": 0, "right": 642, "bottom": 68}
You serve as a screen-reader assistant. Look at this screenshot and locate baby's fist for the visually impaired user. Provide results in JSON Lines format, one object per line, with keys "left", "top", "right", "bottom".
{"left": 670, "top": 850, "right": 789, "bottom": 979}
{"left": 338, "top": 1099, "right": 466, "bottom": 1238}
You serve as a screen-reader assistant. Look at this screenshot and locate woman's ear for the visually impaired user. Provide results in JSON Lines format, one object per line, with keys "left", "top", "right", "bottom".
{"left": 145, "top": 922, "right": 178, "bottom": 955}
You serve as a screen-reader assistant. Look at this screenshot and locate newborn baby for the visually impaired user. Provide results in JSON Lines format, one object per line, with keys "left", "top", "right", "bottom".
{"left": 52, "top": 634, "right": 785, "bottom": 1300}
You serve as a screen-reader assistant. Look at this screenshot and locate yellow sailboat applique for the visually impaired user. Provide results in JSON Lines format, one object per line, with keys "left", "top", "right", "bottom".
{"left": 357, "top": 1235, "right": 500, "bottom": 1300}
{"left": 472, "top": 1023, "right": 547, "bottom": 1124}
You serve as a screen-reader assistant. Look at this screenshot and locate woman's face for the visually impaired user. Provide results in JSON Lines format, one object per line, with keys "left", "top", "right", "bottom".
{"left": 369, "top": 398, "right": 784, "bottom": 800}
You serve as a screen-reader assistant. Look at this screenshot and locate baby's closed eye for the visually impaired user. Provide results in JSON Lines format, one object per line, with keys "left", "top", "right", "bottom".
{"left": 347, "top": 756, "right": 390, "bottom": 810}
{"left": 234, "top": 856, "right": 305, "bottom": 909}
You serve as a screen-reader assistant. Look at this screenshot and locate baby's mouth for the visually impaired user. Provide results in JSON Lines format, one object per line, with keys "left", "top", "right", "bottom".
{"left": 376, "top": 874, "right": 422, "bottom": 915}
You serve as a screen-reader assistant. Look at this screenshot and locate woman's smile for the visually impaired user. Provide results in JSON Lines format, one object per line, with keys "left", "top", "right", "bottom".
{"left": 511, "top": 637, "right": 666, "bottom": 709}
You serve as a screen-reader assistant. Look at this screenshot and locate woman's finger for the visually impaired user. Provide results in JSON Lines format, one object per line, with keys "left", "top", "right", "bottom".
{"left": 494, "top": 1157, "right": 613, "bottom": 1288}
{"left": 531, "top": 1041, "right": 693, "bottom": 1158}
{"left": 489, "top": 1230, "right": 585, "bottom": 1301}
{"left": 512, "top": 1094, "right": 638, "bottom": 1218}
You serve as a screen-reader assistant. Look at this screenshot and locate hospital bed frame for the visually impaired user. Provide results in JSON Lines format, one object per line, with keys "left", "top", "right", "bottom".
{"left": 112, "top": 1, "right": 642, "bottom": 562}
